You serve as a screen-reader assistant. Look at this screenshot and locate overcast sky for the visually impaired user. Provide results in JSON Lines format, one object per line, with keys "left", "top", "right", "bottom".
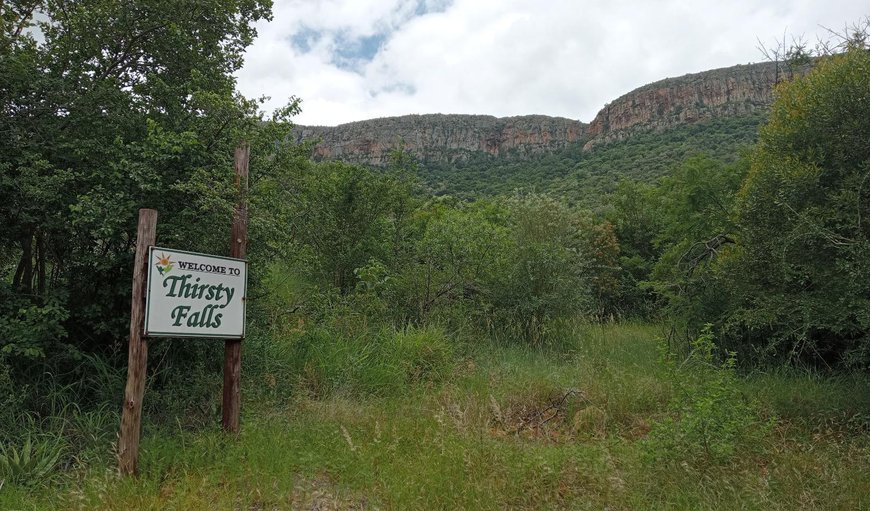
{"left": 235, "top": 0, "right": 867, "bottom": 126}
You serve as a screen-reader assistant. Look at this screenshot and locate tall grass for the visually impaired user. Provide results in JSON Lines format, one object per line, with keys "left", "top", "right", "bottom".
{"left": 3, "top": 322, "right": 869, "bottom": 510}
{"left": 244, "top": 323, "right": 454, "bottom": 400}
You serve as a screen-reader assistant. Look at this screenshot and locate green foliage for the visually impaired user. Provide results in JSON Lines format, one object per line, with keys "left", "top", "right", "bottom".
{"left": 278, "top": 161, "right": 417, "bottom": 294}
{"left": 599, "top": 155, "right": 749, "bottom": 325}
{"left": 0, "top": 287, "right": 68, "bottom": 360}
{"left": 645, "top": 156, "right": 748, "bottom": 343}
{"left": 0, "top": 0, "right": 278, "bottom": 367}
{"left": 0, "top": 435, "right": 65, "bottom": 486}
{"left": 644, "top": 326, "right": 774, "bottom": 466}
{"left": 383, "top": 198, "right": 512, "bottom": 325}
{"left": 407, "top": 115, "right": 766, "bottom": 326}
{"left": 721, "top": 47, "right": 870, "bottom": 366}
{"left": 488, "top": 195, "right": 613, "bottom": 343}
{"left": 604, "top": 179, "right": 662, "bottom": 317}
{"left": 266, "top": 182, "right": 620, "bottom": 342}
{"left": 0, "top": 0, "right": 298, "bottom": 473}
{"left": 555, "top": 114, "right": 763, "bottom": 207}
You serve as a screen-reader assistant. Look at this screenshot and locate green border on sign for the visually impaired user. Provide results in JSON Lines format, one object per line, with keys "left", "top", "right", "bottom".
{"left": 144, "top": 246, "right": 248, "bottom": 339}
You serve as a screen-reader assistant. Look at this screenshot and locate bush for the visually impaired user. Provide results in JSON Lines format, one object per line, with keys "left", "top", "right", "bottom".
{"left": 643, "top": 326, "right": 774, "bottom": 466}
{"left": 0, "top": 435, "right": 65, "bottom": 487}
{"left": 721, "top": 47, "right": 870, "bottom": 367}
{"left": 488, "top": 194, "right": 612, "bottom": 344}
{"left": 0, "top": 286, "right": 68, "bottom": 361}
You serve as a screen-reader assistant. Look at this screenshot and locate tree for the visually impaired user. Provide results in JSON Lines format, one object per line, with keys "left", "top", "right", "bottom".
{"left": 755, "top": 30, "right": 813, "bottom": 85}
{"left": 726, "top": 45, "right": 870, "bottom": 366}
{"left": 384, "top": 199, "right": 512, "bottom": 325}
{"left": 0, "top": 1, "right": 275, "bottom": 374}
{"left": 488, "top": 194, "right": 609, "bottom": 343}
{"left": 606, "top": 179, "right": 662, "bottom": 317}
{"left": 647, "top": 155, "right": 748, "bottom": 344}
{"left": 285, "top": 162, "right": 414, "bottom": 294}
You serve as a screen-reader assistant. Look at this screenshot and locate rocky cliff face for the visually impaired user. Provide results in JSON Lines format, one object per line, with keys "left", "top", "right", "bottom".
{"left": 583, "top": 62, "right": 782, "bottom": 149}
{"left": 294, "top": 61, "right": 795, "bottom": 164}
{"left": 292, "top": 114, "right": 587, "bottom": 165}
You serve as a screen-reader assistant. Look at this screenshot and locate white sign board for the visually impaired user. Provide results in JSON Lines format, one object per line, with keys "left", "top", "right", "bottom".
{"left": 144, "top": 247, "right": 247, "bottom": 338}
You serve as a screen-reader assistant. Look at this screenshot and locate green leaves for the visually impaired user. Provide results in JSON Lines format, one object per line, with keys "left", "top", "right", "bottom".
{"left": 0, "top": 1, "right": 283, "bottom": 412}
{"left": 644, "top": 326, "right": 774, "bottom": 467}
{"left": 0, "top": 435, "right": 66, "bottom": 486}
{"left": 726, "top": 48, "right": 870, "bottom": 366}
{"left": 286, "top": 162, "right": 414, "bottom": 294}
{"left": 481, "top": 194, "right": 617, "bottom": 342}
{"left": 0, "top": 287, "right": 68, "bottom": 360}
{"left": 641, "top": 47, "right": 870, "bottom": 367}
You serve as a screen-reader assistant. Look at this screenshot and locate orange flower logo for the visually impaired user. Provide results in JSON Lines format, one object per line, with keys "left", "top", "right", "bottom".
{"left": 155, "top": 253, "right": 173, "bottom": 276}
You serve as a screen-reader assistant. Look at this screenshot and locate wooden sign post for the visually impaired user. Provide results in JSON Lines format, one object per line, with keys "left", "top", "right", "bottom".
{"left": 118, "top": 143, "right": 250, "bottom": 475}
{"left": 118, "top": 208, "right": 157, "bottom": 476}
{"left": 222, "top": 143, "right": 249, "bottom": 434}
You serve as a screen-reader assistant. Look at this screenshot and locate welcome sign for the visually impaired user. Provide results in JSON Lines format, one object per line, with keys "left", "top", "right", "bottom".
{"left": 144, "top": 247, "right": 247, "bottom": 338}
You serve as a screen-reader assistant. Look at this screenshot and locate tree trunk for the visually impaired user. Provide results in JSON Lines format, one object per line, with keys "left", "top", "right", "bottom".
{"left": 36, "top": 231, "right": 46, "bottom": 296}
{"left": 13, "top": 232, "right": 34, "bottom": 294}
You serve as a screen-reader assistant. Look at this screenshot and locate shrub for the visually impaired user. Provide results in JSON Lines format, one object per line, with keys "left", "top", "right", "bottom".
{"left": 721, "top": 47, "right": 870, "bottom": 367}
{"left": 0, "top": 287, "right": 68, "bottom": 360}
{"left": 643, "top": 326, "right": 774, "bottom": 466}
{"left": 0, "top": 435, "right": 65, "bottom": 487}
{"left": 488, "top": 194, "right": 606, "bottom": 344}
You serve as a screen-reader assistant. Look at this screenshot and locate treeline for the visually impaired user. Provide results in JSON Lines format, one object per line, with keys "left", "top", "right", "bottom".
{"left": 257, "top": 155, "right": 621, "bottom": 343}
{"left": 364, "top": 43, "right": 870, "bottom": 369}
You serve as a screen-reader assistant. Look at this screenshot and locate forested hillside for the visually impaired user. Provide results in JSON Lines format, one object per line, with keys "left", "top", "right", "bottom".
{"left": 421, "top": 113, "right": 766, "bottom": 203}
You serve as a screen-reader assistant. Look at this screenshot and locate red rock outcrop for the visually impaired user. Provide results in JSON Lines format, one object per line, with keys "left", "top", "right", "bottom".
{"left": 292, "top": 114, "right": 587, "bottom": 165}
{"left": 583, "top": 61, "right": 785, "bottom": 149}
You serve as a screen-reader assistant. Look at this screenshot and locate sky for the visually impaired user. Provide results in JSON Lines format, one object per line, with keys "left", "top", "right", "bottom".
{"left": 235, "top": 0, "right": 868, "bottom": 126}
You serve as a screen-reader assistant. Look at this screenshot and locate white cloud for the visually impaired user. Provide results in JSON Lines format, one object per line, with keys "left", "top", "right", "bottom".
{"left": 235, "top": 0, "right": 869, "bottom": 126}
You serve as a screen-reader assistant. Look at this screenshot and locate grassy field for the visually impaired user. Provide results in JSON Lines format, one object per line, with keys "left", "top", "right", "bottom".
{"left": 3, "top": 323, "right": 870, "bottom": 510}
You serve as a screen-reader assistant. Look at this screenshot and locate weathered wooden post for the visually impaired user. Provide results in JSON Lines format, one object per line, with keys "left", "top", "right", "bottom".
{"left": 118, "top": 208, "right": 157, "bottom": 475}
{"left": 222, "top": 143, "right": 249, "bottom": 434}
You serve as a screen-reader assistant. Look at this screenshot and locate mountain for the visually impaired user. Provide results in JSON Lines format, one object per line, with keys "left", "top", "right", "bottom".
{"left": 292, "top": 60, "right": 801, "bottom": 203}
{"left": 294, "top": 61, "right": 781, "bottom": 164}
{"left": 292, "top": 114, "right": 587, "bottom": 165}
